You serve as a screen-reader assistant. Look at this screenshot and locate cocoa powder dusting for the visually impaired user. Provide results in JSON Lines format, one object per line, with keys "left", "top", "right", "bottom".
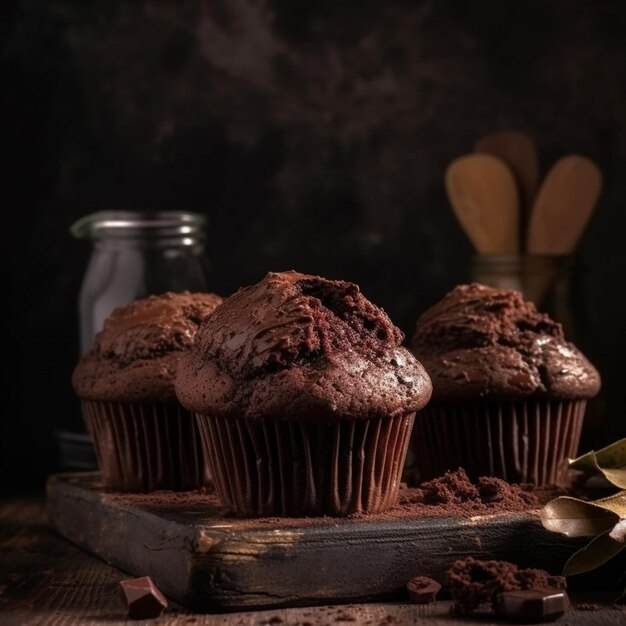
{"left": 96, "top": 468, "right": 542, "bottom": 531}
{"left": 446, "top": 557, "right": 567, "bottom": 615}
{"left": 397, "top": 468, "right": 538, "bottom": 516}
{"left": 576, "top": 603, "right": 603, "bottom": 611}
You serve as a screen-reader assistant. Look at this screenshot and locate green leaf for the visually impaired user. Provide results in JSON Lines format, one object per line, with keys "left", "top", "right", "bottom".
{"left": 540, "top": 496, "right": 620, "bottom": 537}
{"left": 569, "top": 439, "right": 626, "bottom": 489}
{"left": 563, "top": 530, "right": 626, "bottom": 576}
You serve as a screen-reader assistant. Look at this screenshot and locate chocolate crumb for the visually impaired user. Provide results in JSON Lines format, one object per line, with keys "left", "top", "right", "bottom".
{"left": 406, "top": 575, "right": 441, "bottom": 604}
{"left": 477, "top": 476, "right": 537, "bottom": 506}
{"left": 446, "top": 557, "right": 566, "bottom": 615}
{"left": 399, "top": 468, "right": 539, "bottom": 517}
{"left": 421, "top": 469, "right": 480, "bottom": 504}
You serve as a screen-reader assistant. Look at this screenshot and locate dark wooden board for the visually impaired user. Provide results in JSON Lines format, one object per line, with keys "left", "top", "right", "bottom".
{"left": 3, "top": 497, "right": 623, "bottom": 625}
{"left": 47, "top": 472, "right": 587, "bottom": 613}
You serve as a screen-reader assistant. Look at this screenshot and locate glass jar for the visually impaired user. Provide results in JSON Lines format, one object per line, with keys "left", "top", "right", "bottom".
{"left": 58, "top": 211, "right": 210, "bottom": 470}
{"left": 71, "top": 211, "right": 210, "bottom": 353}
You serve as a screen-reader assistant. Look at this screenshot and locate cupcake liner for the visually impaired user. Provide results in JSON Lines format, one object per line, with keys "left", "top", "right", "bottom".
{"left": 195, "top": 413, "right": 415, "bottom": 516}
{"left": 83, "top": 400, "right": 210, "bottom": 492}
{"left": 412, "top": 399, "right": 586, "bottom": 485}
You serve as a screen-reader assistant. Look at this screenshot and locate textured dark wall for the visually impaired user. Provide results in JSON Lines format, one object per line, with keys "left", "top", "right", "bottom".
{"left": 4, "top": 0, "right": 626, "bottom": 493}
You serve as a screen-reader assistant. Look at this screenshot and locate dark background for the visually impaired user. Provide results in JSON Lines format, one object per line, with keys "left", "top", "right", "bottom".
{"left": 3, "top": 0, "right": 625, "bottom": 495}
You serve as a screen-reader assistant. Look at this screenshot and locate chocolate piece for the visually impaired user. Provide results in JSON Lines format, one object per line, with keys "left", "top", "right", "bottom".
{"left": 120, "top": 576, "right": 168, "bottom": 620}
{"left": 406, "top": 576, "right": 441, "bottom": 603}
{"left": 494, "top": 589, "right": 569, "bottom": 622}
{"left": 446, "top": 557, "right": 567, "bottom": 615}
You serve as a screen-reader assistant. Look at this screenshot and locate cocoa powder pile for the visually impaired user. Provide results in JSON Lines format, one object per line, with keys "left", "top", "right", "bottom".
{"left": 398, "top": 468, "right": 539, "bottom": 516}
{"left": 446, "top": 557, "right": 567, "bottom": 615}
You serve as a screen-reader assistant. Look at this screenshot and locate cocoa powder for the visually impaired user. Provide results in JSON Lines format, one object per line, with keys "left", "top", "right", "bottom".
{"left": 446, "top": 557, "right": 567, "bottom": 615}
{"left": 98, "top": 468, "right": 542, "bottom": 531}
{"left": 397, "top": 468, "right": 539, "bottom": 517}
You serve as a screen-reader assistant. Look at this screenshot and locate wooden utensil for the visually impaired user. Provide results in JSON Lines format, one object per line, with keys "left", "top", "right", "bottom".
{"left": 523, "top": 155, "right": 602, "bottom": 307}
{"left": 475, "top": 131, "right": 540, "bottom": 249}
{"left": 445, "top": 154, "right": 520, "bottom": 254}
{"left": 527, "top": 154, "right": 602, "bottom": 254}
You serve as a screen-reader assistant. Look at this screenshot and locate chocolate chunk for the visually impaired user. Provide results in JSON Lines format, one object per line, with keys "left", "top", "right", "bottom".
{"left": 119, "top": 576, "right": 168, "bottom": 620}
{"left": 494, "top": 589, "right": 569, "bottom": 622}
{"left": 546, "top": 575, "right": 567, "bottom": 589}
{"left": 406, "top": 575, "right": 441, "bottom": 604}
{"left": 446, "top": 557, "right": 567, "bottom": 615}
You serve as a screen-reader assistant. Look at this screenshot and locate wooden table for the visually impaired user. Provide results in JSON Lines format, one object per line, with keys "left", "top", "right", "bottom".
{"left": 1, "top": 497, "right": 623, "bottom": 625}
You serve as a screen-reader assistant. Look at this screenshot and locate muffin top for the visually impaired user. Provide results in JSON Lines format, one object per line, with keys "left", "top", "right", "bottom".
{"left": 175, "top": 271, "right": 432, "bottom": 421}
{"left": 412, "top": 283, "right": 601, "bottom": 402}
{"left": 73, "top": 291, "right": 223, "bottom": 403}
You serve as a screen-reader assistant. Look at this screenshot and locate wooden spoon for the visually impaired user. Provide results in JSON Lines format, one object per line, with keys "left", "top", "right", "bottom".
{"left": 445, "top": 154, "right": 520, "bottom": 254}
{"left": 523, "top": 155, "right": 602, "bottom": 307}
{"left": 475, "top": 131, "right": 540, "bottom": 249}
{"left": 527, "top": 154, "right": 602, "bottom": 254}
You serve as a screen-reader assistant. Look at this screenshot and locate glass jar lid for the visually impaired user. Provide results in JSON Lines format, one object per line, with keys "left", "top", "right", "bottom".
{"left": 70, "top": 211, "right": 207, "bottom": 241}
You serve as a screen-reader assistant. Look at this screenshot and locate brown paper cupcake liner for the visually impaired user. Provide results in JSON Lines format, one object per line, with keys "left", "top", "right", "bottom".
{"left": 195, "top": 413, "right": 415, "bottom": 516}
{"left": 412, "top": 399, "right": 586, "bottom": 485}
{"left": 83, "top": 400, "right": 210, "bottom": 492}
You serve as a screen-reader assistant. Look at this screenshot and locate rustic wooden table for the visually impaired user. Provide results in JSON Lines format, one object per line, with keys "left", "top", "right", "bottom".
{"left": 1, "top": 497, "right": 623, "bottom": 626}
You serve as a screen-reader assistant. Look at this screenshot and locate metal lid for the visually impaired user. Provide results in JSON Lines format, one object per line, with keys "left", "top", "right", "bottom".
{"left": 70, "top": 211, "right": 207, "bottom": 240}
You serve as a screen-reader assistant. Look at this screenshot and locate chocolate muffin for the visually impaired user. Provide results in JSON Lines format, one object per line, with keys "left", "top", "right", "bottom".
{"left": 73, "top": 291, "right": 223, "bottom": 491}
{"left": 411, "top": 283, "right": 600, "bottom": 485}
{"left": 175, "top": 271, "right": 432, "bottom": 516}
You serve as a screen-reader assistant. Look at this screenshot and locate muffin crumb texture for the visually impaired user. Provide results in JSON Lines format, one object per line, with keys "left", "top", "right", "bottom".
{"left": 73, "top": 291, "right": 223, "bottom": 403}
{"left": 176, "top": 271, "right": 432, "bottom": 420}
{"left": 412, "top": 283, "right": 601, "bottom": 401}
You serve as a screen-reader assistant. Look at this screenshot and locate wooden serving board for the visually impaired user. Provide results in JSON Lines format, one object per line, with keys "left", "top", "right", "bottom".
{"left": 47, "top": 473, "right": 585, "bottom": 613}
